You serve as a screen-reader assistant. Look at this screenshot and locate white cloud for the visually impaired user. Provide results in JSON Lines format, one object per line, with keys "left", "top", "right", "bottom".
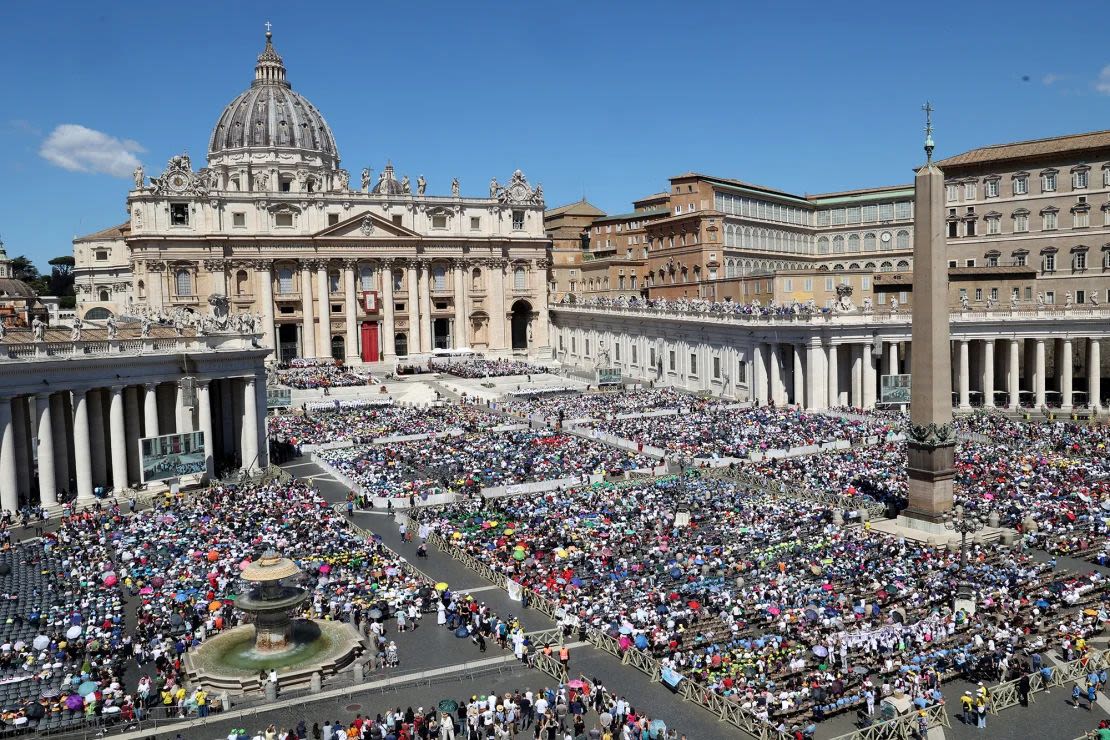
{"left": 1041, "top": 73, "right": 1062, "bottom": 86}
{"left": 39, "top": 124, "right": 144, "bottom": 177}
{"left": 1096, "top": 65, "right": 1110, "bottom": 95}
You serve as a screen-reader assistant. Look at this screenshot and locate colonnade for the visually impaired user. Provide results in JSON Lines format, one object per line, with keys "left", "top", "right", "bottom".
{"left": 0, "top": 375, "right": 266, "bottom": 513}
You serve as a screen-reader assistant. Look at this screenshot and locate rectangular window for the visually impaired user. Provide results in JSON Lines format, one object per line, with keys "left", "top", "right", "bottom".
{"left": 783, "top": 278, "right": 793, "bottom": 292}
{"left": 431, "top": 215, "right": 447, "bottom": 229}
{"left": 689, "top": 353, "right": 697, "bottom": 375}
{"left": 946, "top": 184, "right": 958, "bottom": 202}
{"left": 879, "top": 203, "right": 894, "bottom": 220}
{"left": 985, "top": 180, "right": 999, "bottom": 198}
{"left": 1074, "top": 210, "right": 1089, "bottom": 228}
{"left": 965, "top": 220, "right": 976, "bottom": 237}
{"left": 1014, "top": 253, "right": 1027, "bottom": 266}
{"left": 1025, "top": 287, "right": 1033, "bottom": 301}
{"left": 1077, "top": 290, "right": 1086, "bottom": 304}
{"left": 1075, "top": 252, "right": 1088, "bottom": 270}
{"left": 713, "top": 356, "right": 721, "bottom": 379}
{"left": 899, "top": 291, "right": 908, "bottom": 303}
{"left": 1074, "top": 170, "right": 1089, "bottom": 189}
{"left": 95, "top": 250, "right": 108, "bottom": 261}
{"left": 990, "top": 287, "right": 998, "bottom": 300}
{"left": 862, "top": 205, "right": 877, "bottom": 222}
{"left": 861, "top": 276, "right": 870, "bottom": 290}
{"left": 1013, "top": 176, "right": 1028, "bottom": 195}
{"left": 614, "top": 344, "right": 620, "bottom": 361}
{"left": 585, "top": 339, "right": 590, "bottom": 355}
{"left": 470, "top": 216, "right": 481, "bottom": 230}
{"left": 1045, "top": 291, "right": 1055, "bottom": 304}
{"left": 668, "top": 350, "right": 676, "bottom": 372}
{"left": 558, "top": 335, "right": 565, "bottom": 351}
{"left": 824, "top": 277, "right": 834, "bottom": 291}
{"left": 964, "top": 183, "right": 976, "bottom": 200}
{"left": 831, "top": 208, "right": 845, "bottom": 225}
{"left": 233, "top": 212, "right": 246, "bottom": 227}
{"left": 949, "top": 260, "right": 958, "bottom": 268}
{"left": 170, "top": 203, "right": 189, "bottom": 226}
{"left": 1043, "top": 211, "right": 1057, "bottom": 230}
{"left": 275, "top": 212, "right": 293, "bottom": 227}
{"left": 1042, "top": 172, "right": 1057, "bottom": 192}
{"left": 966, "top": 259, "right": 976, "bottom": 267}
{"left": 1012, "top": 287, "right": 1020, "bottom": 301}
{"left": 974, "top": 288, "right": 983, "bottom": 301}
{"left": 571, "top": 336, "right": 576, "bottom": 353}
{"left": 846, "top": 206, "right": 860, "bottom": 224}
{"left": 816, "top": 211, "right": 829, "bottom": 227}
{"left": 1014, "top": 214, "right": 1029, "bottom": 232}
{"left": 894, "top": 201, "right": 911, "bottom": 220}
{"left": 512, "top": 210, "right": 525, "bottom": 230}
{"left": 987, "top": 255, "right": 999, "bottom": 267}
{"left": 1044, "top": 254, "right": 1056, "bottom": 272}
{"left": 650, "top": 347, "right": 656, "bottom": 369}
{"left": 804, "top": 278, "right": 813, "bottom": 291}
{"left": 948, "top": 221, "right": 959, "bottom": 238}
{"left": 738, "top": 361, "right": 747, "bottom": 383}
{"left": 959, "top": 288, "right": 968, "bottom": 300}
{"left": 987, "top": 218, "right": 1000, "bottom": 235}
{"left": 328, "top": 213, "right": 339, "bottom": 226}
{"left": 631, "top": 345, "right": 638, "bottom": 364}
{"left": 392, "top": 215, "right": 403, "bottom": 226}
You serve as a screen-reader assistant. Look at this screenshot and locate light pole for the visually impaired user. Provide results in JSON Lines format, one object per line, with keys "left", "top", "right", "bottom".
{"left": 943, "top": 504, "right": 988, "bottom": 606}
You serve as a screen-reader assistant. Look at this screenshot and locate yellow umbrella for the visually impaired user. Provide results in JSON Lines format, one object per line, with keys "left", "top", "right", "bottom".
{"left": 435, "top": 582, "right": 449, "bottom": 592}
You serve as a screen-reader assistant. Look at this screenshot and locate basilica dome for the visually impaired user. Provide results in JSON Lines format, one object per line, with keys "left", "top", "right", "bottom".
{"left": 208, "top": 31, "right": 339, "bottom": 167}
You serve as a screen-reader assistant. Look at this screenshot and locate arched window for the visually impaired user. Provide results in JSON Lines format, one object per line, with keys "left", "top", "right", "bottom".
{"left": 864, "top": 262, "right": 876, "bottom": 269}
{"left": 392, "top": 269, "right": 404, "bottom": 291}
{"left": 84, "top": 307, "right": 112, "bottom": 320}
{"left": 137, "top": 280, "right": 146, "bottom": 299}
{"left": 833, "top": 263, "right": 846, "bottom": 271}
{"left": 98, "top": 289, "right": 110, "bottom": 302}
{"left": 848, "top": 234, "right": 861, "bottom": 252}
{"left": 471, "top": 267, "right": 482, "bottom": 291}
{"left": 513, "top": 266, "right": 526, "bottom": 291}
{"left": 359, "top": 265, "right": 375, "bottom": 291}
{"left": 277, "top": 268, "right": 294, "bottom": 294}
{"left": 863, "top": 233, "right": 877, "bottom": 252}
{"left": 880, "top": 261, "right": 893, "bottom": 272}
{"left": 896, "top": 230, "right": 910, "bottom": 249}
{"left": 174, "top": 269, "right": 192, "bottom": 296}
{"left": 817, "top": 237, "right": 830, "bottom": 254}
{"left": 432, "top": 264, "right": 447, "bottom": 292}
{"left": 726, "top": 260, "right": 736, "bottom": 278}
{"left": 849, "top": 262, "right": 860, "bottom": 269}
{"left": 896, "top": 259, "right": 910, "bottom": 270}
{"left": 832, "top": 236, "right": 845, "bottom": 253}
{"left": 235, "top": 269, "right": 249, "bottom": 295}
{"left": 328, "top": 271, "right": 341, "bottom": 294}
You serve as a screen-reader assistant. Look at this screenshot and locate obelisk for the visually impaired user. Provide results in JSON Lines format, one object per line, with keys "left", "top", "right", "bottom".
{"left": 904, "top": 103, "right": 956, "bottom": 522}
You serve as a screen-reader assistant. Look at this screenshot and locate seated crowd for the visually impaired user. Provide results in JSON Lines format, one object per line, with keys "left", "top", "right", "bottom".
{"left": 275, "top": 362, "right": 371, "bottom": 390}
{"left": 498, "top": 389, "right": 698, "bottom": 423}
{"left": 431, "top": 358, "right": 553, "bottom": 379}
{"left": 268, "top": 404, "right": 499, "bottom": 449}
{"left": 417, "top": 475, "right": 1107, "bottom": 726}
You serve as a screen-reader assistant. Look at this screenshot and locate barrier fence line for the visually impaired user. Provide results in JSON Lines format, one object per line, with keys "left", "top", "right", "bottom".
{"left": 823, "top": 701, "right": 950, "bottom": 740}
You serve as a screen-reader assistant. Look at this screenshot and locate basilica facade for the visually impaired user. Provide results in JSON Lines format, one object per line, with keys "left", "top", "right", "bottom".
{"left": 81, "top": 31, "right": 551, "bottom": 364}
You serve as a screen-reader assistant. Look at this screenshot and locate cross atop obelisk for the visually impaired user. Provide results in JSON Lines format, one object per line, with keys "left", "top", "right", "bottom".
{"left": 903, "top": 102, "right": 956, "bottom": 523}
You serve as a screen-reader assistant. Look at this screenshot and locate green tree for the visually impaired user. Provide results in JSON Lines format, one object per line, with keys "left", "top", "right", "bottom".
{"left": 47, "top": 256, "right": 75, "bottom": 297}
{"left": 8, "top": 255, "right": 40, "bottom": 282}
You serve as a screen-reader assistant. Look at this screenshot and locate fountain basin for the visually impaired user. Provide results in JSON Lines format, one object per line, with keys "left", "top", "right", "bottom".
{"left": 184, "top": 619, "right": 364, "bottom": 694}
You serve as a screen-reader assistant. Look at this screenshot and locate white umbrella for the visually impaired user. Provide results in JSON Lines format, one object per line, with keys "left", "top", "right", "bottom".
{"left": 65, "top": 626, "right": 82, "bottom": 640}
{"left": 32, "top": 636, "right": 49, "bottom": 651}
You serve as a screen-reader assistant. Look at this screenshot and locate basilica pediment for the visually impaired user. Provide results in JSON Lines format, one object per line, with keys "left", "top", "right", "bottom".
{"left": 313, "top": 211, "right": 421, "bottom": 239}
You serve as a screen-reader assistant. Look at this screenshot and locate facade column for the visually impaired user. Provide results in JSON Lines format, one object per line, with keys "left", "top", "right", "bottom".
{"left": 49, "top": 394, "right": 70, "bottom": 493}
{"left": 453, "top": 260, "right": 467, "bottom": 349}
{"left": 143, "top": 383, "right": 159, "bottom": 439}
{"left": 0, "top": 398, "right": 17, "bottom": 513}
{"left": 175, "top": 382, "right": 192, "bottom": 433}
{"left": 241, "top": 377, "right": 260, "bottom": 471}
{"left": 827, "top": 342, "right": 840, "bottom": 407}
{"left": 1008, "top": 339, "right": 1021, "bottom": 409}
{"left": 1060, "top": 338, "right": 1074, "bottom": 410}
{"left": 1090, "top": 339, "right": 1102, "bottom": 411}
{"left": 109, "top": 385, "right": 128, "bottom": 494}
{"left": 123, "top": 386, "right": 141, "bottom": 485}
{"left": 316, "top": 263, "right": 332, "bottom": 359}
{"left": 381, "top": 261, "right": 395, "bottom": 360}
{"left": 768, "top": 343, "right": 784, "bottom": 405}
{"left": 11, "top": 398, "right": 30, "bottom": 500}
{"left": 1035, "top": 338, "right": 1046, "bottom": 408}
{"left": 418, "top": 261, "right": 432, "bottom": 353}
{"left": 850, "top": 344, "right": 862, "bottom": 408}
{"left": 253, "top": 372, "right": 269, "bottom": 469}
{"left": 806, "top": 339, "right": 826, "bottom": 410}
{"left": 87, "top": 389, "right": 107, "bottom": 487}
{"left": 406, "top": 261, "right": 420, "bottom": 355}
{"left": 489, "top": 260, "right": 508, "bottom": 351}
{"left": 792, "top": 345, "right": 805, "bottom": 407}
{"left": 753, "top": 343, "right": 768, "bottom": 405}
{"left": 862, "top": 343, "right": 877, "bottom": 410}
{"left": 885, "top": 342, "right": 898, "bottom": 376}
{"left": 256, "top": 261, "right": 277, "bottom": 351}
{"left": 299, "top": 263, "right": 317, "bottom": 359}
{"left": 72, "top": 389, "right": 94, "bottom": 504}
{"left": 34, "top": 394, "right": 57, "bottom": 508}
{"left": 343, "top": 260, "right": 359, "bottom": 364}
{"left": 197, "top": 380, "right": 215, "bottom": 480}
{"left": 982, "top": 340, "right": 995, "bottom": 408}
{"left": 958, "top": 340, "right": 970, "bottom": 409}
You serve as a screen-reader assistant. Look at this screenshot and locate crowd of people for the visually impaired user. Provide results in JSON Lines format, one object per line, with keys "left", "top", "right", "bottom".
{"left": 498, "top": 389, "right": 696, "bottom": 423}
{"left": 568, "top": 295, "right": 825, "bottom": 318}
{"left": 267, "top": 404, "right": 499, "bottom": 450}
{"left": 432, "top": 359, "right": 554, "bottom": 379}
{"left": 317, "top": 431, "right": 654, "bottom": 499}
{"left": 275, "top": 361, "right": 372, "bottom": 390}
{"left": 416, "top": 474, "right": 1109, "bottom": 727}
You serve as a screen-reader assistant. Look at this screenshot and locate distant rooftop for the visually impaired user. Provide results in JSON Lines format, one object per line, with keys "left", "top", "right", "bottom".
{"left": 936, "top": 129, "right": 1110, "bottom": 168}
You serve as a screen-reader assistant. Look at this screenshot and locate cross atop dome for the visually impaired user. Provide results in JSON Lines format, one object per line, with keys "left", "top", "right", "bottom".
{"left": 254, "top": 22, "right": 287, "bottom": 87}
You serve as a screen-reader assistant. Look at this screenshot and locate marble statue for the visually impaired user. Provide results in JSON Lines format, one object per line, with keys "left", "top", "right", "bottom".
{"left": 133, "top": 165, "right": 144, "bottom": 189}
{"left": 451, "top": 178, "right": 460, "bottom": 197}
{"left": 106, "top": 315, "right": 118, "bottom": 340}
{"left": 889, "top": 297, "right": 899, "bottom": 313}
{"left": 140, "top": 315, "right": 152, "bottom": 338}
{"left": 32, "top": 317, "right": 45, "bottom": 342}
{"left": 1091, "top": 292, "right": 1100, "bottom": 307}
{"left": 1010, "top": 294, "right": 1018, "bottom": 310}
{"left": 401, "top": 175, "right": 411, "bottom": 194}
{"left": 254, "top": 171, "right": 269, "bottom": 191}
{"left": 960, "top": 294, "right": 970, "bottom": 311}
{"left": 862, "top": 296, "right": 874, "bottom": 313}
{"left": 173, "top": 317, "right": 184, "bottom": 336}
{"left": 417, "top": 175, "right": 426, "bottom": 195}
{"left": 336, "top": 169, "right": 350, "bottom": 192}
{"left": 532, "top": 183, "right": 543, "bottom": 204}
{"left": 489, "top": 177, "right": 499, "bottom": 198}
{"left": 360, "top": 168, "right": 370, "bottom": 192}
{"left": 0, "top": 321, "right": 5, "bottom": 341}
{"left": 70, "top": 318, "right": 83, "bottom": 342}
{"left": 1065, "top": 291, "right": 1073, "bottom": 308}
{"left": 1037, "top": 292, "right": 1045, "bottom": 307}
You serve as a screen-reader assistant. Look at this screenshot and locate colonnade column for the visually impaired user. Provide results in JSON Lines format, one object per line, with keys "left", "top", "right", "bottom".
{"left": 0, "top": 398, "right": 16, "bottom": 513}
{"left": 316, "top": 263, "right": 332, "bottom": 359}
{"left": 885, "top": 342, "right": 898, "bottom": 376}
{"left": 143, "top": 383, "right": 159, "bottom": 438}
{"left": 1060, "top": 339, "right": 1074, "bottom": 411}
{"left": 109, "top": 385, "right": 128, "bottom": 494}
{"left": 453, "top": 260, "right": 467, "bottom": 349}
{"left": 753, "top": 343, "right": 768, "bottom": 405}
{"left": 769, "top": 343, "right": 784, "bottom": 405}
{"left": 87, "top": 389, "right": 107, "bottom": 487}
{"left": 241, "top": 377, "right": 259, "bottom": 472}
{"left": 806, "top": 339, "right": 826, "bottom": 410}
{"left": 850, "top": 345, "right": 862, "bottom": 408}
{"left": 982, "top": 340, "right": 995, "bottom": 408}
{"left": 256, "top": 261, "right": 277, "bottom": 350}
{"left": 11, "top": 398, "right": 29, "bottom": 499}
{"left": 197, "top": 380, "right": 214, "bottom": 480}
{"left": 175, "top": 382, "right": 191, "bottom": 434}
{"left": 300, "top": 263, "right": 317, "bottom": 359}
{"left": 342, "top": 260, "right": 359, "bottom": 364}
{"left": 49, "top": 394, "right": 70, "bottom": 493}
{"left": 862, "top": 342, "right": 877, "bottom": 410}
{"left": 72, "top": 389, "right": 94, "bottom": 504}
{"left": 381, "top": 261, "right": 395, "bottom": 360}
{"left": 793, "top": 345, "right": 805, "bottom": 407}
{"left": 827, "top": 342, "right": 840, "bottom": 407}
{"left": 489, "top": 260, "right": 507, "bottom": 351}
{"left": 957, "top": 340, "right": 970, "bottom": 409}
{"left": 407, "top": 261, "right": 421, "bottom": 355}
{"left": 1008, "top": 339, "right": 1021, "bottom": 409}
{"left": 124, "top": 386, "right": 141, "bottom": 485}
{"left": 1090, "top": 339, "right": 1102, "bottom": 411}
{"left": 1034, "top": 339, "right": 1047, "bottom": 408}
{"left": 418, "top": 261, "right": 432, "bottom": 353}
{"left": 34, "top": 394, "right": 57, "bottom": 507}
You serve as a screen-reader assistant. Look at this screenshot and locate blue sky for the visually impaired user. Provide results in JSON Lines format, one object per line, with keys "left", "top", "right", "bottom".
{"left": 2, "top": 0, "right": 1108, "bottom": 270}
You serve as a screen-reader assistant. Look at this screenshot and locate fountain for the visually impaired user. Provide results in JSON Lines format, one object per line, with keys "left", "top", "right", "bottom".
{"left": 184, "top": 550, "right": 364, "bottom": 693}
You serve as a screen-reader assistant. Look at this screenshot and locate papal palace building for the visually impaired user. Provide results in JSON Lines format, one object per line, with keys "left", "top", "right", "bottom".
{"left": 74, "top": 30, "right": 551, "bottom": 364}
